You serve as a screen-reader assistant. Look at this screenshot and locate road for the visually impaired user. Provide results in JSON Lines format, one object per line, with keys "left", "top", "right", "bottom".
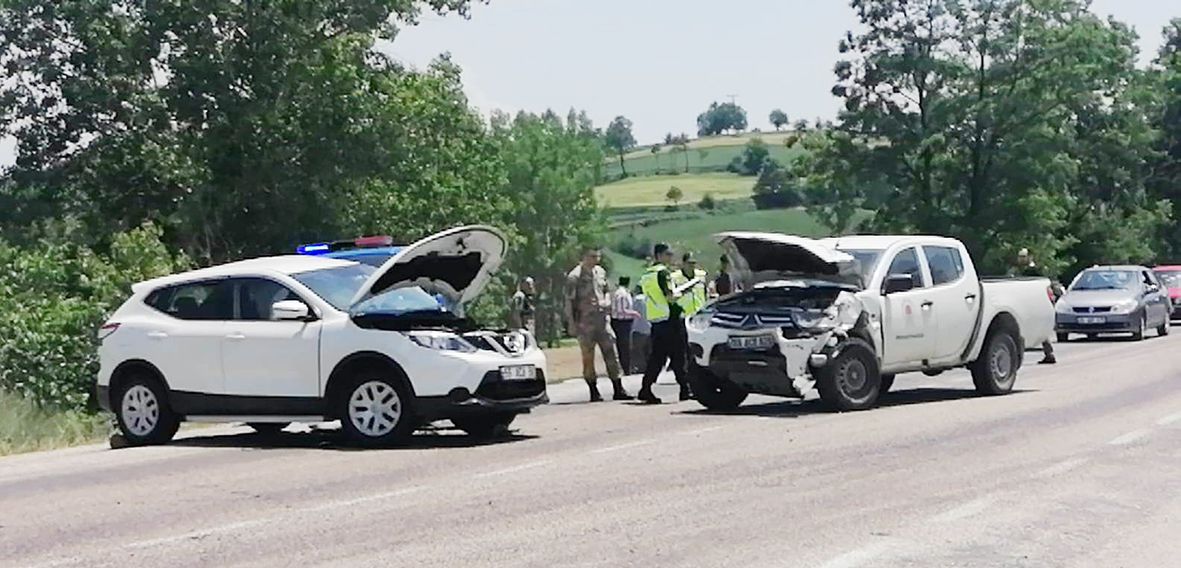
{"left": 3, "top": 332, "right": 1181, "bottom": 568}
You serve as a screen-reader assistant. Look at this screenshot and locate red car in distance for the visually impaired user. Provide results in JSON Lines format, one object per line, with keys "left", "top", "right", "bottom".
{"left": 1154, "top": 265, "right": 1181, "bottom": 321}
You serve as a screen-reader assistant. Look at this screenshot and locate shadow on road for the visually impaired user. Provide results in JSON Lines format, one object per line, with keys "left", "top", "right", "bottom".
{"left": 677, "top": 387, "right": 1036, "bottom": 419}
{"left": 169, "top": 425, "right": 537, "bottom": 452}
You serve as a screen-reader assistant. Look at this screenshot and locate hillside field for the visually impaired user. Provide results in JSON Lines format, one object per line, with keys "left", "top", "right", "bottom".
{"left": 604, "top": 132, "right": 806, "bottom": 179}
{"left": 595, "top": 172, "right": 755, "bottom": 208}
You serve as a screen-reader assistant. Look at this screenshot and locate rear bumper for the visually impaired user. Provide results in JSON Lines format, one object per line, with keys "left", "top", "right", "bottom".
{"left": 417, "top": 370, "right": 549, "bottom": 420}
{"left": 1055, "top": 313, "right": 1137, "bottom": 333}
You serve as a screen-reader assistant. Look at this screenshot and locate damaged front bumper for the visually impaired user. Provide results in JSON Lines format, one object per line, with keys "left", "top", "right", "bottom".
{"left": 689, "top": 324, "right": 839, "bottom": 398}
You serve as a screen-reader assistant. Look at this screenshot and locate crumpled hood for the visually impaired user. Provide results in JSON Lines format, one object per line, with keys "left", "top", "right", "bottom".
{"left": 349, "top": 225, "right": 506, "bottom": 312}
{"left": 716, "top": 232, "right": 862, "bottom": 290}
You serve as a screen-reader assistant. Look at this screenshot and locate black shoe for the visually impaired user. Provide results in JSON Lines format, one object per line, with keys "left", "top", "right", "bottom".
{"left": 1039, "top": 357, "right": 1057, "bottom": 365}
{"left": 679, "top": 387, "right": 693, "bottom": 401}
{"left": 638, "top": 390, "right": 663, "bottom": 404}
{"left": 588, "top": 385, "right": 604, "bottom": 402}
{"left": 613, "top": 391, "right": 634, "bottom": 401}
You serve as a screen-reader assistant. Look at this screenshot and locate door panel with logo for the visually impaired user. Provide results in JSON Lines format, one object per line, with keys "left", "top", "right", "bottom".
{"left": 881, "top": 247, "right": 937, "bottom": 368}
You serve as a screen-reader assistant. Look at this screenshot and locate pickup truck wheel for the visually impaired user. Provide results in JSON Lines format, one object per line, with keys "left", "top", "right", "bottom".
{"left": 687, "top": 365, "right": 748, "bottom": 410}
{"left": 971, "top": 330, "right": 1019, "bottom": 395}
{"left": 1157, "top": 319, "right": 1170, "bottom": 337}
{"left": 114, "top": 373, "right": 180, "bottom": 446}
{"left": 816, "top": 339, "right": 881, "bottom": 411}
{"left": 338, "top": 375, "right": 416, "bottom": 446}
{"left": 452, "top": 414, "right": 516, "bottom": 438}
{"left": 1056, "top": 332, "right": 1070, "bottom": 343}
{"left": 247, "top": 423, "right": 289, "bottom": 435}
{"left": 1132, "top": 313, "right": 1147, "bottom": 341}
{"left": 879, "top": 374, "right": 895, "bottom": 394}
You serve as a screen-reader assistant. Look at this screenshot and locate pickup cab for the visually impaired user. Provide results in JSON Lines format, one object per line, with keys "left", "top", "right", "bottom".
{"left": 686, "top": 233, "right": 1055, "bottom": 411}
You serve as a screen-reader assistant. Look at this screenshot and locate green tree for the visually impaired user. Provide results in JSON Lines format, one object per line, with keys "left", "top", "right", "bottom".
{"left": 0, "top": 0, "right": 478, "bottom": 262}
{"left": 728, "top": 138, "right": 771, "bottom": 176}
{"left": 697, "top": 102, "right": 748, "bottom": 136}
{"left": 666, "top": 186, "right": 685, "bottom": 208}
{"left": 491, "top": 109, "right": 607, "bottom": 345}
{"left": 806, "top": 0, "right": 1165, "bottom": 275}
{"left": 770, "top": 109, "right": 789, "bottom": 131}
{"left": 605, "top": 116, "right": 637, "bottom": 178}
{"left": 1149, "top": 19, "right": 1181, "bottom": 259}
{"left": 752, "top": 161, "right": 802, "bottom": 209}
{"left": 650, "top": 143, "right": 663, "bottom": 172}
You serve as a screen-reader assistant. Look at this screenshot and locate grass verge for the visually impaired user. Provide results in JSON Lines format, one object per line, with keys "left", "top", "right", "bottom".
{"left": 0, "top": 390, "right": 111, "bottom": 456}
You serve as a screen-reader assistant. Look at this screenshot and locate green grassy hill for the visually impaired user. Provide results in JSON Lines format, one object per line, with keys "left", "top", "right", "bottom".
{"left": 595, "top": 172, "right": 755, "bottom": 208}
{"left": 604, "top": 132, "right": 805, "bottom": 179}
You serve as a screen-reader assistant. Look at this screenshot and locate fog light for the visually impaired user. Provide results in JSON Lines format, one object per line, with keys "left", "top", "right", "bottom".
{"left": 447, "top": 387, "right": 472, "bottom": 403}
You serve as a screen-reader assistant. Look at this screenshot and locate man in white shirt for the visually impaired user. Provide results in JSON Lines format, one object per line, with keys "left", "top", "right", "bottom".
{"left": 610, "top": 276, "right": 641, "bottom": 374}
{"left": 630, "top": 285, "right": 651, "bottom": 374}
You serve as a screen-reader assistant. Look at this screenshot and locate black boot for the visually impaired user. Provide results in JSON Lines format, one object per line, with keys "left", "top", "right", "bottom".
{"left": 588, "top": 382, "right": 603, "bottom": 402}
{"left": 611, "top": 379, "right": 634, "bottom": 400}
{"left": 638, "top": 387, "right": 662, "bottom": 404}
{"left": 679, "top": 385, "right": 693, "bottom": 401}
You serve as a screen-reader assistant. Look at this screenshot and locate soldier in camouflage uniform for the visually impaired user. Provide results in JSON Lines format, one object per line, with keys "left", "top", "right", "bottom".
{"left": 565, "top": 248, "right": 634, "bottom": 402}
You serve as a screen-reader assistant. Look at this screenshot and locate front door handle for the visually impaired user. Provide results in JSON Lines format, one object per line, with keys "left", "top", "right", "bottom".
{"left": 225, "top": 332, "right": 247, "bottom": 341}
{"left": 965, "top": 293, "right": 977, "bottom": 302}
{"left": 147, "top": 331, "right": 168, "bottom": 340}
{"left": 921, "top": 301, "right": 934, "bottom": 309}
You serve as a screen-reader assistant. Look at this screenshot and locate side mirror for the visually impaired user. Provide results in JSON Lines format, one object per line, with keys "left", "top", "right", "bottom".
{"left": 883, "top": 274, "right": 916, "bottom": 295}
{"left": 272, "top": 300, "right": 313, "bottom": 321}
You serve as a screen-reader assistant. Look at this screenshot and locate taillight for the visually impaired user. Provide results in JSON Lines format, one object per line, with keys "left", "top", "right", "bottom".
{"left": 98, "top": 322, "right": 121, "bottom": 341}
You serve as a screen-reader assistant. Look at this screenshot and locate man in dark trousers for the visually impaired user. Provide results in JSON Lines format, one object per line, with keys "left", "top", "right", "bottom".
{"left": 638, "top": 243, "right": 691, "bottom": 403}
{"left": 1009, "top": 248, "right": 1058, "bottom": 364}
{"left": 610, "top": 276, "right": 640, "bottom": 374}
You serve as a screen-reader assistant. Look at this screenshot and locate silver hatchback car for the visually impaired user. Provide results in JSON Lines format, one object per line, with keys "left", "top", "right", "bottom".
{"left": 1055, "top": 265, "right": 1171, "bottom": 341}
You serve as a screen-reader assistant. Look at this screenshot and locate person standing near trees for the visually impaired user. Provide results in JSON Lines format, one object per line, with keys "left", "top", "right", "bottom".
{"left": 610, "top": 276, "right": 640, "bottom": 374}
{"left": 565, "top": 248, "right": 633, "bottom": 402}
{"left": 711, "top": 255, "right": 736, "bottom": 298}
{"left": 1009, "top": 248, "right": 1058, "bottom": 365}
{"left": 508, "top": 276, "right": 536, "bottom": 334}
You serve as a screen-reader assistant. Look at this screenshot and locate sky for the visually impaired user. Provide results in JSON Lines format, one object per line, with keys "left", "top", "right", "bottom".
{"left": 1, "top": 0, "right": 1177, "bottom": 166}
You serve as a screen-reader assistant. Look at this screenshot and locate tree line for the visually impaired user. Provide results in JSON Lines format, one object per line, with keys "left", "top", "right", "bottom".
{"left": 0, "top": 0, "right": 606, "bottom": 410}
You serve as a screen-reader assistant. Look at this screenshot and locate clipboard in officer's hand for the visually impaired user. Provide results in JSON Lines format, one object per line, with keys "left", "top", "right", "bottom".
{"left": 672, "top": 276, "right": 703, "bottom": 297}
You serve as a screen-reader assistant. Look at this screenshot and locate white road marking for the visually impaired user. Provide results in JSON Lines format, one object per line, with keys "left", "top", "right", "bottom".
{"left": 1109, "top": 429, "right": 1152, "bottom": 446}
{"left": 1035, "top": 457, "right": 1089, "bottom": 478}
{"left": 473, "top": 459, "right": 553, "bottom": 478}
{"left": 1156, "top": 411, "right": 1181, "bottom": 426}
{"left": 126, "top": 518, "right": 272, "bottom": 549}
{"left": 591, "top": 439, "right": 655, "bottom": 454}
{"left": 817, "top": 540, "right": 896, "bottom": 568}
{"left": 679, "top": 425, "right": 727, "bottom": 436}
{"left": 931, "top": 496, "right": 996, "bottom": 523}
{"left": 302, "top": 486, "right": 425, "bottom": 512}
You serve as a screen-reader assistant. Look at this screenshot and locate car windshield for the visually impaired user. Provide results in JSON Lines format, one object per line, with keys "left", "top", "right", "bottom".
{"left": 291, "top": 263, "right": 445, "bottom": 315}
{"left": 836, "top": 249, "right": 881, "bottom": 283}
{"left": 1071, "top": 270, "right": 1137, "bottom": 291}
{"left": 1156, "top": 271, "right": 1181, "bottom": 288}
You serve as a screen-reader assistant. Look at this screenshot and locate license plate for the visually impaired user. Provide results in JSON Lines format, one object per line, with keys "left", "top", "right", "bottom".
{"left": 1078, "top": 316, "right": 1106, "bottom": 325}
{"left": 728, "top": 335, "right": 775, "bottom": 350}
{"left": 500, "top": 365, "right": 536, "bottom": 381}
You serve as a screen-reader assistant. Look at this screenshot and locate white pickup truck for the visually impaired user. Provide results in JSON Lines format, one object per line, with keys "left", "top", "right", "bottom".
{"left": 686, "top": 233, "right": 1056, "bottom": 411}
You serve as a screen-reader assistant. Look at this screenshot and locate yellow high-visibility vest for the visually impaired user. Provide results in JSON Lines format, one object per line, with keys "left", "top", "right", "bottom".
{"left": 674, "top": 268, "right": 708, "bottom": 315}
{"left": 640, "top": 264, "right": 670, "bottom": 323}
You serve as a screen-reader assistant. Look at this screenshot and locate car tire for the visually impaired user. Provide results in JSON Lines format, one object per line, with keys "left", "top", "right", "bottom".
{"left": 879, "top": 374, "right": 895, "bottom": 394}
{"left": 1057, "top": 332, "right": 1070, "bottom": 343}
{"left": 687, "top": 365, "right": 748, "bottom": 411}
{"left": 1158, "top": 319, "right": 1170, "bottom": 337}
{"left": 113, "top": 372, "right": 180, "bottom": 446}
{"left": 337, "top": 373, "right": 417, "bottom": 446}
{"left": 816, "top": 339, "right": 881, "bottom": 411}
{"left": 970, "top": 329, "right": 1019, "bottom": 395}
{"left": 1132, "top": 313, "right": 1146, "bottom": 341}
{"left": 452, "top": 414, "right": 516, "bottom": 438}
{"left": 247, "top": 422, "right": 289, "bottom": 435}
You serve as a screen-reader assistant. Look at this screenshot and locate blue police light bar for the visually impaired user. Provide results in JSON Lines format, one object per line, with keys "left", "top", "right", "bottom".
{"left": 296, "top": 243, "right": 331, "bottom": 255}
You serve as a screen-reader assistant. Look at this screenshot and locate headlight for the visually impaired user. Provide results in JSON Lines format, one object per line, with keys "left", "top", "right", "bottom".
{"left": 793, "top": 308, "right": 837, "bottom": 332}
{"left": 1055, "top": 301, "right": 1073, "bottom": 314}
{"left": 1109, "top": 300, "right": 1138, "bottom": 315}
{"left": 405, "top": 331, "right": 477, "bottom": 353}
{"left": 503, "top": 331, "right": 527, "bottom": 353}
{"left": 688, "top": 310, "right": 713, "bottom": 332}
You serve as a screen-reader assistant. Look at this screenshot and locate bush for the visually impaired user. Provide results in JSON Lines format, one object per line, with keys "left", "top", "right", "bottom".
{"left": 0, "top": 223, "right": 189, "bottom": 411}
{"left": 752, "top": 162, "right": 804, "bottom": 210}
{"left": 728, "top": 138, "right": 772, "bottom": 176}
{"left": 614, "top": 233, "right": 654, "bottom": 260}
{"left": 699, "top": 193, "right": 717, "bottom": 210}
{"left": 0, "top": 388, "right": 111, "bottom": 455}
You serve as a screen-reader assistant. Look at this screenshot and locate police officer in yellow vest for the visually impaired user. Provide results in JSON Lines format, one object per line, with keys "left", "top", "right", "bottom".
{"left": 673, "top": 252, "right": 708, "bottom": 316}
{"left": 638, "top": 243, "right": 692, "bottom": 403}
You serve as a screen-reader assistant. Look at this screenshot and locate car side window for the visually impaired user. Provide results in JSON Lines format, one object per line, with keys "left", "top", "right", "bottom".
{"left": 923, "top": 246, "right": 964, "bottom": 286}
{"left": 887, "top": 247, "right": 926, "bottom": 289}
{"left": 149, "top": 281, "right": 233, "bottom": 320}
{"left": 234, "top": 278, "right": 304, "bottom": 321}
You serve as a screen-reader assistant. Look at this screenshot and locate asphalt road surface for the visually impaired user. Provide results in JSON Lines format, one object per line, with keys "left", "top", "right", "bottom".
{"left": 3, "top": 332, "right": 1181, "bottom": 568}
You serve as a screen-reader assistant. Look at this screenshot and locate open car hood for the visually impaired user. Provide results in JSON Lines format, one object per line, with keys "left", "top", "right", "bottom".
{"left": 348, "top": 225, "right": 506, "bottom": 311}
{"left": 717, "top": 232, "right": 861, "bottom": 289}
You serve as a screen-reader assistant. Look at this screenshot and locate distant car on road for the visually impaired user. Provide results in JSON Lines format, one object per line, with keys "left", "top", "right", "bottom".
{"left": 1153, "top": 265, "right": 1181, "bottom": 321}
{"left": 97, "top": 226, "right": 548, "bottom": 447}
{"left": 1055, "top": 265, "right": 1171, "bottom": 341}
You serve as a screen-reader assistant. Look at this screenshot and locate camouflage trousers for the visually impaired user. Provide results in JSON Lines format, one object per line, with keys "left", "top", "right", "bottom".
{"left": 577, "top": 314, "right": 623, "bottom": 382}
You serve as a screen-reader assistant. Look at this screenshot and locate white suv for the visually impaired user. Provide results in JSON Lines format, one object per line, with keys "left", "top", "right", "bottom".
{"left": 97, "top": 226, "right": 548, "bottom": 446}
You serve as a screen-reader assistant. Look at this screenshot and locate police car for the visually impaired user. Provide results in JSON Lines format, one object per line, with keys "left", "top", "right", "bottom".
{"left": 97, "top": 226, "right": 548, "bottom": 446}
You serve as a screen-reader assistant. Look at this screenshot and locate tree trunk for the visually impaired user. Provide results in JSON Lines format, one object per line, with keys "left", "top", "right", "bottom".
{"left": 618, "top": 152, "right": 628, "bottom": 177}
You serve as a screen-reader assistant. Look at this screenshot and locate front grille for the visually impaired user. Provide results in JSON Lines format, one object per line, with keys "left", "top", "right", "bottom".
{"left": 1072, "top": 306, "right": 1112, "bottom": 313}
{"left": 711, "top": 311, "right": 796, "bottom": 330}
{"left": 475, "top": 370, "right": 546, "bottom": 401}
{"left": 463, "top": 332, "right": 527, "bottom": 355}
